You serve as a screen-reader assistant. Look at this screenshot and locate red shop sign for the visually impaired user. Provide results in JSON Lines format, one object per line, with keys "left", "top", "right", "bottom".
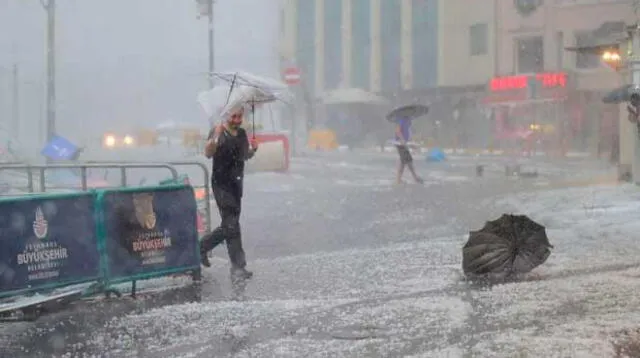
{"left": 489, "top": 72, "right": 567, "bottom": 92}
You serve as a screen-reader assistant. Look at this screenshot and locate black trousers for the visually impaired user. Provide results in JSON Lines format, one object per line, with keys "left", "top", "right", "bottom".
{"left": 396, "top": 145, "right": 413, "bottom": 164}
{"left": 200, "top": 184, "right": 247, "bottom": 269}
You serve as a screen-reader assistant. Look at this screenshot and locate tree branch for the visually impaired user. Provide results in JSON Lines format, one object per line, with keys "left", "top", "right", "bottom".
{"left": 39, "top": 0, "right": 49, "bottom": 9}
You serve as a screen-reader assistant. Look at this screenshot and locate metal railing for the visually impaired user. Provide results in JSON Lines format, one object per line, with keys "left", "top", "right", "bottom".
{"left": 81, "top": 160, "right": 212, "bottom": 232}
{"left": 168, "top": 161, "right": 212, "bottom": 232}
{"left": 0, "top": 163, "right": 178, "bottom": 193}
{"left": 0, "top": 161, "right": 212, "bottom": 233}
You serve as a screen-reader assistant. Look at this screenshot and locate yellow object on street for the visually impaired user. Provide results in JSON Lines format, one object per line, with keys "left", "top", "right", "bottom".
{"left": 308, "top": 129, "right": 338, "bottom": 150}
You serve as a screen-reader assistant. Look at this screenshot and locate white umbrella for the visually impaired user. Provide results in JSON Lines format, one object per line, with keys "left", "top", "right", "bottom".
{"left": 197, "top": 83, "right": 277, "bottom": 124}
{"left": 197, "top": 85, "right": 231, "bottom": 118}
{"left": 213, "top": 71, "right": 292, "bottom": 104}
{"left": 218, "top": 84, "right": 277, "bottom": 119}
{"left": 209, "top": 71, "right": 291, "bottom": 137}
{"left": 214, "top": 71, "right": 289, "bottom": 92}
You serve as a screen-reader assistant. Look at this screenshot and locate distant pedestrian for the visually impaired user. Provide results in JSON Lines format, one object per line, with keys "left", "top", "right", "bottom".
{"left": 394, "top": 116, "right": 424, "bottom": 184}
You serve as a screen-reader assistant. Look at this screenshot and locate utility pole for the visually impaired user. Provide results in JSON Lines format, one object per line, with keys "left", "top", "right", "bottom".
{"left": 11, "top": 63, "right": 19, "bottom": 140}
{"left": 40, "top": 0, "right": 56, "bottom": 143}
{"left": 207, "top": 0, "right": 215, "bottom": 89}
{"left": 197, "top": 0, "right": 215, "bottom": 88}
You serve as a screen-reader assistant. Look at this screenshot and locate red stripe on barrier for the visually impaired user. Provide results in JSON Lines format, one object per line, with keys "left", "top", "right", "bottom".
{"left": 254, "top": 133, "right": 290, "bottom": 172}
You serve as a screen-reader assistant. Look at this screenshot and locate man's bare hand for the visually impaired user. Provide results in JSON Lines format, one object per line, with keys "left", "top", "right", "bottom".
{"left": 205, "top": 125, "right": 224, "bottom": 158}
{"left": 213, "top": 124, "right": 224, "bottom": 137}
{"left": 249, "top": 138, "right": 259, "bottom": 150}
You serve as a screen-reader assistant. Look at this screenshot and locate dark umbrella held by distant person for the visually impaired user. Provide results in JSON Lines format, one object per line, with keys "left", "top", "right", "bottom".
{"left": 462, "top": 214, "right": 553, "bottom": 280}
{"left": 385, "top": 104, "right": 430, "bottom": 122}
{"left": 602, "top": 85, "right": 633, "bottom": 104}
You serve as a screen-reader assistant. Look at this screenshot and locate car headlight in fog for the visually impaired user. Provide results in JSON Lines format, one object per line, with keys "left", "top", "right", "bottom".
{"left": 104, "top": 135, "right": 116, "bottom": 147}
{"left": 123, "top": 135, "right": 134, "bottom": 145}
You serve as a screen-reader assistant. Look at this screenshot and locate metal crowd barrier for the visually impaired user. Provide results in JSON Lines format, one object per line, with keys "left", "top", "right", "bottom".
{"left": 82, "top": 160, "right": 212, "bottom": 233}
{"left": 0, "top": 163, "right": 178, "bottom": 193}
{"left": 0, "top": 161, "right": 212, "bottom": 233}
{"left": 168, "top": 161, "right": 212, "bottom": 233}
{"left": 0, "top": 161, "right": 212, "bottom": 320}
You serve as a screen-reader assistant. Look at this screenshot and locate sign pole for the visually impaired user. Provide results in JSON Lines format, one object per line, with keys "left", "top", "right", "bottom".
{"left": 207, "top": 0, "right": 214, "bottom": 89}
{"left": 282, "top": 66, "right": 301, "bottom": 156}
{"left": 629, "top": 23, "right": 640, "bottom": 183}
{"left": 46, "top": 0, "right": 56, "bottom": 143}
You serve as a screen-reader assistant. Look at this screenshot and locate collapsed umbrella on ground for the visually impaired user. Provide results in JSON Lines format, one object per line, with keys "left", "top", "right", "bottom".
{"left": 462, "top": 214, "right": 553, "bottom": 280}
{"left": 385, "top": 104, "right": 430, "bottom": 122}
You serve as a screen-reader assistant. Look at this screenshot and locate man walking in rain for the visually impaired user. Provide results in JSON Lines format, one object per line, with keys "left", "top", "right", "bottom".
{"left": 394, "top": 116, "right": 424, "bottom": 184}
{"left": 200, "top": 106, "right": 258, "bottom": 281}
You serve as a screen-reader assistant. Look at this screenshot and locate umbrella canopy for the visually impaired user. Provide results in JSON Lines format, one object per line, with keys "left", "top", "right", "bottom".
{"left": 321, "top": 88, "right": 389, "bottom": 106}
{"left": 206, "top": 71, "right": 292, "bottom": 137}
{"left": 462, "top": 214, "right": 553, "bottom": 279}
{"left": 198, "top": 83, "right": 280, "bottom": 119}
{"left": 386, "top": 104, "right": 430, "bottom": 122}
{"left": 214, "top": 71, "right": 289, "bottom": 92}
{"left": 197, "top": 85, "right": 232, "bottom": 118}
{"left": 213, "top": 71, "right": 292, "bottom": 104}
{"left": 218, "top": 84, "right": 277, "bottom": 119}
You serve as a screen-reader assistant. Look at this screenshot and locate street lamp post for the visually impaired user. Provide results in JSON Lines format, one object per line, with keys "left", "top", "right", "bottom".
{"left": 0, "top": 65, "right": 20, "bottom": 140}
{"left": 207, "top": 0, "right": 214, "bottom": 89}
{"left": 196, "top": 0, "right": 215, "bottom": 89}
{"left": 39, "top": 0, "right": 56, "bottom": 143}
{"left": 11, "top": 64, "right": 19, "bottom": 140}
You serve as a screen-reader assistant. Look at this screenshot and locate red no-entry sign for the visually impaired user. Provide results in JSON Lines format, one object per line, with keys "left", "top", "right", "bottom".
{"left": 283, "top": 67, "right": 301, "bottom": 85}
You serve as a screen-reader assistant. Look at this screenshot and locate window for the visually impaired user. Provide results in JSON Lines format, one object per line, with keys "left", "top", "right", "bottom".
{"left": 469, "top": 23, "right": 488, "bottom": 56}
{"left": 516, "top": 36, "right": 544, "bottom": 73}
{"left": 575, "top": 31, "right": 600, "bottom": 69}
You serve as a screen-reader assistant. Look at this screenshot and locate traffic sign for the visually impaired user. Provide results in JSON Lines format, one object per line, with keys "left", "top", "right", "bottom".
{"left": 41, "top": 135, "right": 79, "bottom": 161}
{"left": 283, "top": 67, "right": 301, "bottom": 85}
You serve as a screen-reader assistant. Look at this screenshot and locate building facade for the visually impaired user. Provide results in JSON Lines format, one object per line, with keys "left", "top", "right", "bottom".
{"left": 489, "top": 0, "right": 633, "bottom": 156}
{"left": 279, "top": 0, "right": 494, "bottom": 148}
{"left": 279, "top": 0, "right": 441, "bottom": 97}
{"left": 279, "top": 0, "right": 634, "bottom": 154}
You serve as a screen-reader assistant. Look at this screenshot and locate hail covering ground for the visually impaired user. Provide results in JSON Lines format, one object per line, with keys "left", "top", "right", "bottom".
{"left": 0, "top": 150, "right": 635, "bottom": 357}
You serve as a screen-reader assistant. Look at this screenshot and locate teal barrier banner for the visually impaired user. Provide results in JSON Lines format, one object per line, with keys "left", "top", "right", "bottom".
{"left": 97, "top": 185, "right": 200, "bottom": 283}
{"left": 0, "top": 192, "right": 100, "bottom": 298}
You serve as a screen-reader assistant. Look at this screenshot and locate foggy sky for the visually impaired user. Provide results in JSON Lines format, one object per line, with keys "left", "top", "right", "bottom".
{"left": 0, "top": 0, "right": 279, "bottom": 145}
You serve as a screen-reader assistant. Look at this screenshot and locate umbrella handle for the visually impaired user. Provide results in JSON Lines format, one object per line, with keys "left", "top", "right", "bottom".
{"left": 224, "top": 73, "right": 238, "bottom": 106}
{"left": 252, "top": 103, "right": 256, "bottom": 139}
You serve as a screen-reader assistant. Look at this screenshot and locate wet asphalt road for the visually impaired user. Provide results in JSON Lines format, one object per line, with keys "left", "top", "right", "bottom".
{"left": 0, "top": 151, "right": 618, "bottom": 357}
